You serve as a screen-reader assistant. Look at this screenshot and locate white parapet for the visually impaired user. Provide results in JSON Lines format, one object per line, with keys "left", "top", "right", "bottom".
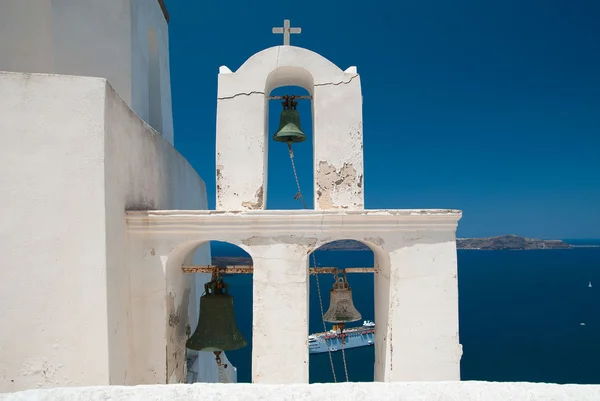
{"left": 2, "top": 381, "right": 600, "bottom": 401}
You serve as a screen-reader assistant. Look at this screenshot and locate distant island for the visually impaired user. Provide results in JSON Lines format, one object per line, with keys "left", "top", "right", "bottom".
{"left": 211, "top": 235, "right": 576, "bottom": 265}
{"left": 456, "top": 235, "right": 572, "bottom": 250}
{"left": 304, "top": 235, "right": 573, "bottom": 251}
{"left": 308, "top": 235, "right": 573, "bottom": 251}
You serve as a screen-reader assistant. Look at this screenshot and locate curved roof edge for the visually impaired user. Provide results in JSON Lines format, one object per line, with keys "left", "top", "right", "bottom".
{"left": 235, "top": 46, "right": 344, "bottom": 76}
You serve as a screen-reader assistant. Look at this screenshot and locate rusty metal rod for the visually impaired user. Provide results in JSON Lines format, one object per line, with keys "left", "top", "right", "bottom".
{"left": 181, "top": 265, "right": 374, "bottom": 274}
{"left": 267, "top": 95, "right": 312, "bottom": 100}
{"left": 313, "top": 267, "right": 375, "bottom": 275}
{"left": 182, "top": 265, "right": 253, "bottom": 274}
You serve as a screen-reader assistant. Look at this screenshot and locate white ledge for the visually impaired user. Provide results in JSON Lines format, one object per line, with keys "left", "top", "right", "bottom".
{"left": 2, "top": 381, "right": 600, "bottom": 401}
{"left": 126, "top": 209, "right": 462, "bottom": 235}
{"left": 127, "top": 209, "right": 461, "bottom": 217}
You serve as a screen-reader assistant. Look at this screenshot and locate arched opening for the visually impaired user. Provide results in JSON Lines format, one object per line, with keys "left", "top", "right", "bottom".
{"left": 266, "top": 85, "right": 314, "bottom": 209}
{"left": 147, "top": 28, "right": 162, "bottom": 133}
{"left": 183, "top": 241, "right": 253, "bottom": 384}
{"left": 308, "top": 239, "right": 375, "bottom": 383}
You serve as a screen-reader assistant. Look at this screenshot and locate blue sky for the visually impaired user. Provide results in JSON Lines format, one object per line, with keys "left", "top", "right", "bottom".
{"left": 167, "top": 0, "right": 599, "bottom": 239}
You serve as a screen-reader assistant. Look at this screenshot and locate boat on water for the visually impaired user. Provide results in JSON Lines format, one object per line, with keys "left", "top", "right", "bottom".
{"left": 308, "top": 320, "right": 375, "bottom": 354}
{"left": 589, "top": 281, "right": 593, "bottom": 288}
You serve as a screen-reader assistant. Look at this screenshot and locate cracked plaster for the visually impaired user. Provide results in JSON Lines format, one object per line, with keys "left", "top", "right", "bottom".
{"left": 316, "top": 161, "right": 364, "bottom": 210}
{"left": 215, "top": 72, "right": 359, "bottom": 100}
{"left": 241, "top": 186, "right": 264, "bottom": 210}
{"left": 166, "top": 289, "right": 190, "bottom": 384}
{"left": 313, "top": 74, "right": 359, "bottom": 87}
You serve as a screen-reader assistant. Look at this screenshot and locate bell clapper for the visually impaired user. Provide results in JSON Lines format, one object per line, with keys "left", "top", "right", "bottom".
{"left": 338, "top": 322, "right": 346, "bottom": 344}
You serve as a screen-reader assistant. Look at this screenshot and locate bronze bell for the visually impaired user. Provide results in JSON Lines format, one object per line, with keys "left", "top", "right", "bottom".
{"left": 186, "top": 277, "right": 248, "bottom": 352}
{"left": 272, "top": 95, "right": 307, "bottom": 143}
{"left": 323, "top": 275, "right": 362, "bottom": 324}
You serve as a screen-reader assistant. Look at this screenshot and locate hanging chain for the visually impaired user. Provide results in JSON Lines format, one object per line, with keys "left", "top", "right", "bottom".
{"left": 340, "top": 328, "right": 349, "bottom": 382}
{"left": 287, "top": 144, "right": 308, "bottom": 209}
{"left": 287, "top": 143, "right": 350, "bottom": 383}
{"left": 312, "top": 251, "right": 338, "bottom": 382}
{"left": 218, "top": 364, "right": 226, "bottom": 383}
{"left": 218, "top": 364, "right": 230, "bottom": 383}
{"left": 214, "top": 352, "right": 229, "bottom": 383}
{"left": 338, "top": 270, "right": 350, "bottom": 382}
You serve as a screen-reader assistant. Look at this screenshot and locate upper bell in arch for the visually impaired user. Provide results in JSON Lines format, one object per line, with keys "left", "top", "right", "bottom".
{"left": 272, "top": 95, "right": 307, "bottom": 144}
{"left": 323, "top": 275, "right": 362, "bottom": 324}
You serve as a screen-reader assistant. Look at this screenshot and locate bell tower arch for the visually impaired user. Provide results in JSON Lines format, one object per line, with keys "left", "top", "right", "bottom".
{"left": 215, "top": 45, "right": 364, "bottom": 211}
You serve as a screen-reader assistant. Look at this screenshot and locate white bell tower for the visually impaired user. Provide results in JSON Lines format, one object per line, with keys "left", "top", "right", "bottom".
{"left": 215, "top": 20, "right": 364, "bottom": 211}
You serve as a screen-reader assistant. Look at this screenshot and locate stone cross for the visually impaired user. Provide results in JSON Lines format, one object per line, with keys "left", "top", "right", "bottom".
{"left": 272, "top": 19, "right": 301, "bottom": 46}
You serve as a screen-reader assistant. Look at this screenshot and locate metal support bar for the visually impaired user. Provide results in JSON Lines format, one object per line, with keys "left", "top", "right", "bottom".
{"left": 182, "top": 265, "right": 253, "bottom": 274}
{"left": 312, "top": 267, "right": 375, "bottom": 275}
{"left": 181, "top": 265, "right": 375, "bottom": 274}
{"left": 268, "top": 95, "right": 312, "bottom": 100}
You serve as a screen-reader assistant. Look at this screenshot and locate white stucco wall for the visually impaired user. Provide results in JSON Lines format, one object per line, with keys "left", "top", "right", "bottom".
{"left": 249, "top": 243, "right": 309, "bottom": 383}
{"left": 0, "top": 71, "right": 226, "bottom": 392}
{"left": 374, "top": 231, "right": 462, "bottom": 381}
{"left": 0, "top": 72, "right": 110, "bottom": 391}
{"left": 216, "top": 46, "right": 364, "bottom": 210}
{"left": 3, "top": 382, "right": 600, "bottom": 401}
{"left": 0, "top": 0, "right": 174, "bottom": 145}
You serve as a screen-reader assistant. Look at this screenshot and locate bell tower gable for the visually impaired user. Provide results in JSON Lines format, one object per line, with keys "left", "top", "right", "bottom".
{"left": 215, "top": 45, "right": 364, "bottom": 211}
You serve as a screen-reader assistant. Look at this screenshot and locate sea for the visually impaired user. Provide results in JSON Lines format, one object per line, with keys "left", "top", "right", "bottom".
{"left": 211, "top": 239, "right": 600, "bottom": 384}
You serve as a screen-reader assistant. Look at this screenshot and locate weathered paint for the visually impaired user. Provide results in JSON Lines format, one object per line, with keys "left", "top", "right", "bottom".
{"left": 166, "top": 289, "right": 190, "bottom": 384}
{"left": 241, "top": 186, "right": 264, "bottom": 210}
{"left": 316, "top": 161, "right": 364, "bottom": 209}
